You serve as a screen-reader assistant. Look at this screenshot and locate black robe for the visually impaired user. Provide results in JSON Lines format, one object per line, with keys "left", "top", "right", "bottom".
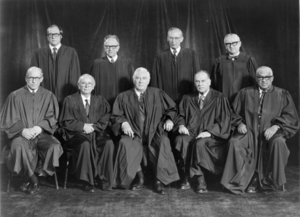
{"left": 59, "top": 92, "right": 114, "bottom": 188}
{"left": 30, "top": 45, "right": 81, "bottom": 105}
{"left": 90, "top": 56, "right": 134, "bottom": 106}
{"left": 0, "top": 86, "right": 62, "bottom": 178}
{"left": 152, "top": 48, "right": 200, "bottom": 103}
{"left": 211, "top": 52, "right": 258, "bottom": 103}
{"left": 111, "top": 87, "right": 180, "bottom": 188}
{"left": 221, "top": 86, "right": 299, "bottom": 194}
{"left": 174, "top": 89, "right": 232, "bottom": 177}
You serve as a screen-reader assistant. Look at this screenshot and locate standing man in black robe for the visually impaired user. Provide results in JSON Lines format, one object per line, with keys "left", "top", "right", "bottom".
{"left": 90, "top": 35, "right": 134, "bottom": 106}
{"left": 221, "top": 66, "right": 299, "bottom": 194}
{"left": 59, "top": 74, "right": 114, "bottom": 193}
{"left": 174, "top": 71, "right": 232, "bottom": 193}
{"left": 152, "top": 27, "right": 200, "bottom": 103}
{"left": 30, "top": 24, "right": 81, "bottom": 105}
{"left": 111, "top": 67, "right": 179, "bottom": 195}
{"left": 211, "top": 33, "right": 258, "bottom": 103}
{"left": 0, "top": 67, "right": 63, "bottom": 194}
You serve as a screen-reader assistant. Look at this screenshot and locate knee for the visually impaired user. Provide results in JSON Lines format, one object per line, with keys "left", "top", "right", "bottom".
{"left": 269, "top": 136, "right": 286, "bottom": 150}
{"left": 194, "top": 139, "right": 207, "bottom": 151}
{"left": 159, "top": 135, "right": 172, "bottom": 149}
{"left": 174, "top": 135, "right": 190, "bottom": 144}
{"left": 10, "top": 137, "right": 27, "bottom": 151}
{"left": 106, "top": 140, "right": 115, "bottom": 153}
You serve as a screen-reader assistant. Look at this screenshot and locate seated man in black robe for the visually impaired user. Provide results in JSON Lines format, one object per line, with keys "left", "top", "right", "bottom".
{"left": 59, "top": 74, "right": 114, "bottom": 193}
{"left": 111, "top": 67, "right": 180, "bottom": 195}
{"left": 174, "top": 71, "right": 232, "bottom": 193}
{"left": 0, "top": 67, "right": 63, "bottom": 194}
{"left": 221, "top": 66, "right": 299, "bottom": 194}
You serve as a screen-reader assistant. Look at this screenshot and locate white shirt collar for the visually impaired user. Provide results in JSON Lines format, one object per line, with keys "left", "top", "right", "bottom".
{"left": 229, "top": 52, "right": 240, "bottom": 57}
{"left": 199, "top": 89, "right": 210, "bottom": 99}
{"left": 107, "top": 55, "right": 118, "bottom": 63}
{"left": 170, "top": 47, "right": 181, "bottom": 55}
{"left": 134, "top": 88, "right": 146, "bottom": 99}
{"left": 49, "top": 43, "right": 62, "bottom": 52}
{"left": 81, "top": 94, "right": 91, "bottom": 105}
{"left": 27, "top": 86, "right": 38, "bottom": 93}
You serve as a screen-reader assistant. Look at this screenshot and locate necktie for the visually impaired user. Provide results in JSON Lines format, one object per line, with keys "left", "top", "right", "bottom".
{"left": 85, "top": 99, "right": 90, "bottom": 116}
{"left": 199, "top": 95, "right": 205, "bottom": 110}
{"left": 53, "top": 47, "right": 57, "bottom": 60}
{"left": 258, "top": 91, "right": 267, "bottom": 116}
{"left": 110, "top": 58, "right": 115, "bottom": 63}
{"left": 172, "top": 49, "right": 177, "bottom": 62}
{"left": 139, "top": 92, "right": 145, "bottom": 111}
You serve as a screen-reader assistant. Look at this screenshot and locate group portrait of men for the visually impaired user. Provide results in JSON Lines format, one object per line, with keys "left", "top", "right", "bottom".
{"left": 1, "top": 24, "right": 299, "bottom": 196}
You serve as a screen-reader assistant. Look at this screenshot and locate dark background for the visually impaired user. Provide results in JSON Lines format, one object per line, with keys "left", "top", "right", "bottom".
{"left": 0, "top": 0, "right": 299, "bottom": 164}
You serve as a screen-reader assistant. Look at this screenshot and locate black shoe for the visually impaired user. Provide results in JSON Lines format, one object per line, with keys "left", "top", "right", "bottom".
{"left": 195, "top": 176, "right": 208, "bottom": 194}
{"left": 28, "top": 183, "right": 40, "bottom": 195}
{"left": 246, "top": 175, "right": 258, "bottom": 193}
{"left": 180, "top": 177, "right": 190, "bottom": 190}
{"left": 155, "top": 181, "right": 166, "bottom": 195}
{"left": 20, "top": 182, "right": 31, "bottom": 192}
{"left": 83, "top": 184, "right": 95, "bottom": 193}
{"left": 131, "top": 179, "right": 144, "bottom": 191}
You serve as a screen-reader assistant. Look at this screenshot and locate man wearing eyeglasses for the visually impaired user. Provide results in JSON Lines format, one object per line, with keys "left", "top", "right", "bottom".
{"left": 0, "top": 67, "right": 63, "bottom": 194}
{"left": 59, "top": 74, "right": 114, "bottom": 192}
{"left": 211, "top": 33, "right": 258, "bottom": 103}
{"left": 221, "top": 66, "right": 299, "bottom": 194}
{"left": 30, "top": 24, "right": 81, "bottom": 106}
{"left": 90, "top": 35, "right": 134, "bottom": 106}
{"left": 152, "top": 27, "right": 200, "bottom": 103}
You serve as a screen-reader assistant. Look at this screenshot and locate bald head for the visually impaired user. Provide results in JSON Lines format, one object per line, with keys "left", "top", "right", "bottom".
{"left": 26, "top": 66, "right": 43, "bottom": 77}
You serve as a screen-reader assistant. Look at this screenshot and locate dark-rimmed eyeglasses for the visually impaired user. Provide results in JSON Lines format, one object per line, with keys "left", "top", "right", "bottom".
{"left": 225, "top": 41, "right": 240, "bottom": 47}
{"left": 104, "top": 45, "right": 119, "bottom": 50}
{"left": 47, "top": 33, "right": 61, "bottom": 38}
{"left": 26, "top": 77, "right": 42, "bottom": 81}
{"left": 256, "top": 76, "right": 273, "bottom": 81}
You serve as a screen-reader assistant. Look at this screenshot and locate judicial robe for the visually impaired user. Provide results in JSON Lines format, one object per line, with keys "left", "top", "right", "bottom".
{"left": 59, "top": 92, "right": 114, "bottom": 188}
{"left": 221, "top": 86, "right": 299, "bottom": 194}
{"left": 174, "top": 89, "right": 232, "bottom": 177}
{"left": 152, "top": 48, "right": 200, "bottom": 103}
{"left": 111, "top": 87, "right": 180, "bottom": 188}
{"left": 211, "top": 52, "right": 258, "bottom": 103}
{"left": 30, "top": 45, "right": 81, "bottom": 105}
{"left": 90, "top": 56, "right": 134, "bottom": 106}
{"left": 0, "top": 86, "right": 62, "bottom": 178}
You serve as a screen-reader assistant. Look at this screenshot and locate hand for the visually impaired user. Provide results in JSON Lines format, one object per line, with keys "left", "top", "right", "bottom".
{"left": 196, "top": 131, "right": 211, "bottom": 139}
{"left": 264, "top": 125, "right": 279, "bottom": 140}
{"left": 31, "top": 126, "right": 42, "bottom": 138}
{"left": 83, "top": 124, "right": 94, "bottom": 134}
{"left": 178, "top": 125, "right": 190, "bottom": 135}
{"left": 122, "top": 122, "right": 134, "bottom": 138}
{"left": 22, "top": 128, "right": 36, "bottom": 140}
{"left": 237, "top": 123, "right": 247, "bottom": 134}
{"left": 163, "top": 119, "right": 174, "bottom": 132}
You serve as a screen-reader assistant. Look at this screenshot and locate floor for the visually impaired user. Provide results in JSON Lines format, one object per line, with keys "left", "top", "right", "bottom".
{"left": 1, "top": 164, "right": 299, "bottom": 217}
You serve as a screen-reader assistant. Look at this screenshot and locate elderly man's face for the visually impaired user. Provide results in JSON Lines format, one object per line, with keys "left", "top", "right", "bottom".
{"left": 26, "top": 68, "right": 43, "bottom": 91}
{"left": 133, "top": 71, "right": 150, "bottom": 92}
{"left": 224, "top": 35, "right": 241, "bottom": 56}
{"left": 104, "top": 38, "right": 120, "bottom": 58}
{"left": 167, "top": 29, "right": 184, "bottom": 49}
{"left": 47, "top": 26, "right": 62, "bottom": 47}
{"left": 256, "top": 69, "right": 273, "bottom": 90}
{"left": 194, "top": 72, "right": 211, "bottom": 94}
{"left": 78, "top": 76, "right": 95, "bottom": 95}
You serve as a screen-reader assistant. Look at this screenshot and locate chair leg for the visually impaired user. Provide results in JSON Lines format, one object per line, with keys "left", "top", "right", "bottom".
{"left": 64, "top": 156, "right": 70, "bottom": 189}
{"left": 54, "top": 169, "right": 59, "bottom": 190}
{"left": 7, "top": 172, "right": 11, "bottom": 193}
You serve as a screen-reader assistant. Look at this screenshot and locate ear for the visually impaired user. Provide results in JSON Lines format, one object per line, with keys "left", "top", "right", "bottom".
{"left": 40, "top": 76, "right": 44, "bottom": 83}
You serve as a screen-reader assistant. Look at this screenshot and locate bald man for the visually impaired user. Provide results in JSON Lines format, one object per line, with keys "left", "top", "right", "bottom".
{"left": 0, "top": 67, "right": 62, "bottom": 194}
{"left": 211, "top": 33, "right": 258, "bottom": 103}
{"left": 221, "top": 66, "right": 299, "bottom": 194}
{"left": 59, "top": 74, "right": 114, "bottom": 192}
{"left": 152, "top": 27, "right": 200, "bottom": 103}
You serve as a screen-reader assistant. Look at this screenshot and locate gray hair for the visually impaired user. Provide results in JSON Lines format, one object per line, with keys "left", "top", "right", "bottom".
{"left": 224, "top": 33, "right": 240, "bottom": 42}
{"left": 256, "top": 66, "right": 273, "bottom": 76}
{"left": 167, "top": 27, "right": 183, "bottom": 37}
{"left": 78, "top": 74, "right": 96, "bottom": 85}
{"left": 47, "top": 24, "right": 63, "bottom": 35}
{"left": 104, "top": 35, "right": 120, "bottom": 44}
{"left": 194, "top": 70, "right": 210, "bottom": 79}
{"left": 132, "top": 67, "right": 151, "bottom": 79}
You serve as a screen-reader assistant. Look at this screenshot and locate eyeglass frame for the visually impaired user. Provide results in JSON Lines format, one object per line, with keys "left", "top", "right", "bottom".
{"left": 256, "top": 76, "right": 273, "bottom": 81}
{"left": 47, "top": 33, "right": 61, "bottom": 38}
{"left": 26, "top": 77, "right": 43, "bottom": 81}
{"left": 224, "top": 41, "right": 240, "bottom": 47}
{"left": 104, "top": 45, "right": 119, "bottom": 50}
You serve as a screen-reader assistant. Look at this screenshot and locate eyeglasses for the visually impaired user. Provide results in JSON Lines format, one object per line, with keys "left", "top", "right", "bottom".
{"left": 47, "top": 33, "right": 61, "bottom": 38}
{"left": 26, "top": 77, "right": 42, "bottom": 81}
{"left": 104, "top": 45, "right": 119, "bottom": 50}
{"left": 79, "top": 82, "right": 94, "bottom": 87}
{"left": 256, "top": 76, "right": 273, "bottom": 81}
{"left": 168, "top": 37, "right": 182, "bottom": 41}
{"left": 225, "top": 41, "right": 240, "bottom": 47}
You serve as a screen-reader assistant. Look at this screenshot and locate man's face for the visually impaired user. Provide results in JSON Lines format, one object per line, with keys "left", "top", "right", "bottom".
{"left": 194, "top": 72, "right": 211, "bottom": 94}
{"left": 78, "top": 76, "right": 95, "bottom": 95}
{"left": 133, "top": 71, "right": 150, "bottom": 92}
{"left": 167, "top": 29, "right": 184, "bottom": 49}
{"left": 256, "top": 70, "right": 273, "bottom": 90}
{"left": 224, "top": 35, "right": 241, "bottom": 56}
{"left": 26, "top": 68, "right": 43, "bottom": 91}
{"left": 104, "top": 38, "right": 120, "bottom": 58}
{"left": 47, "top": 26, "right": 62, "bottom": 46}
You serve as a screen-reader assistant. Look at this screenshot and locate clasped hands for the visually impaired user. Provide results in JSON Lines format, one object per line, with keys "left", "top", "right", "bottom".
{"left": 237, "top": 123, "right": 279, "bottom": 140}
{"left": 178, "top": 125, "right": 211, "bottom": 139}
{"left": 121, "top": 119, "right": 174, "bottom": 138}
{"left": 83, "top": 123, "right": 95, "bottom": 134}
{"left": 22, "top": 126, "right": 42, "bottom": 140}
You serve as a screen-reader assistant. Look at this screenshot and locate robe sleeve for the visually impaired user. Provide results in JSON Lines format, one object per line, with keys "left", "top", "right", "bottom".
{"left": 271, "top": 90, "right": 299, "bottom": 138}
{"left": 192, "top": 50, "right": 201, "bottom": 73}
{"left": 69, "top": 49, "right": 81, "bottom": 88}
{"left": 110, "top": 94, "right": 129, "bottom": 136}
{"left": 175, "top": 95, "right": 188, "bottom": 127}
{"left": 210, "top": 58, "right": 220, "bottom": 90}
{"left": 92, "top": 97, "right": 111, "bottom": 132}
{"left": 247, "top": 56, "right": 258, "bottom": 86}
{"left": 159, "top": 89, "right": 177, "bottom": 122}
{"left": 0, "top": 93, "right": 26, "bottom": 138}
{"left": 206, "top": 95, "right": 232, "bottom": 140}
{"left": 151, "top": 54, "right": 162, "bottom": 88}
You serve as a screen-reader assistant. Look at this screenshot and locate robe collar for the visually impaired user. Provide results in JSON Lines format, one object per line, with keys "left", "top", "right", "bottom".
{"left": 170, "top": 47, "right": 181, "bottom": 56}
{"left": 49, "top": 43, "right": 61, "bottom": 52}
